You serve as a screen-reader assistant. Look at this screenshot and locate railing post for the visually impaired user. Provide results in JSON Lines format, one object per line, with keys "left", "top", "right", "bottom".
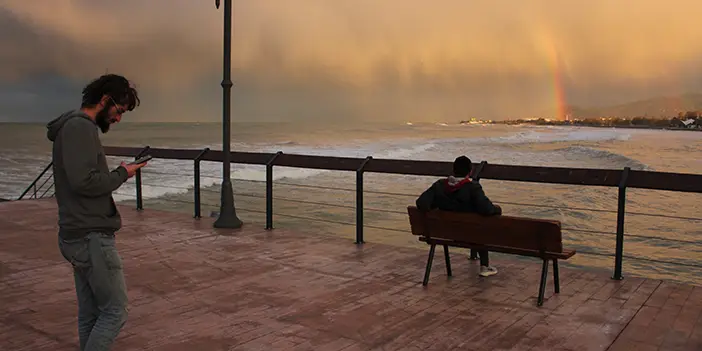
{"left": 356, "top": 156, "right": 373, "bottom": 244}
{"left": 193, "top": 148, "right": 210, "bottom": 218}
{"left": 472, "top": 161, "right": 488, "bottom": 181}
{"left": 469, "top": 161, "right": 488, "bottom": 260}
{"left": 135, "top": 170, "right": 143, "bottom": 210}
{"left": 613, "top": 167, "right": 630, "bottom": 280}
{"left": 265, "top": 152, "right": 283, "bottom": 230}
{"left": 134, "top": 146, "right": 150, "bottom": 211}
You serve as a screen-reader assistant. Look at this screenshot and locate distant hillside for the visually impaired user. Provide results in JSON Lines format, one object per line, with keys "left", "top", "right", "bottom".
{"left": 571, "top": 93, "right": 702, "bottom": 118}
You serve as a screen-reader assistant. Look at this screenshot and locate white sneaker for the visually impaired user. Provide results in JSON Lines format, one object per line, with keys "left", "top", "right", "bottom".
{"left": 479, "top": 266, "right": 498, "bottom": 277}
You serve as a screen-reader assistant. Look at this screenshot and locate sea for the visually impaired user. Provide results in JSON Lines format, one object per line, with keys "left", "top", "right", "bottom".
{"left": 1, "top": 121, "right": 701, "bottom": 285}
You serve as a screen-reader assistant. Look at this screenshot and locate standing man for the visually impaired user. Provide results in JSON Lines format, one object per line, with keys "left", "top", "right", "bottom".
{"left": 46, "top": 74, "right": 145, "bottom": 350}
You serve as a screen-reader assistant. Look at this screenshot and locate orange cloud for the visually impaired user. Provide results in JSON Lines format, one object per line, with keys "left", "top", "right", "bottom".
{"left": 1, "top": 0, "right": 701, "bottom": 121}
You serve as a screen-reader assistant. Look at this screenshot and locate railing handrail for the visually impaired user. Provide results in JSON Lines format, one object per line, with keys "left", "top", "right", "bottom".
{"left": 18, "top": 145, "right": 699, "bottom": 284}
{"left": 18, "top": 161, "right": 54, "bottom": 200}
{"left": 103, "top": 146, "right": 702, "bottom": 194}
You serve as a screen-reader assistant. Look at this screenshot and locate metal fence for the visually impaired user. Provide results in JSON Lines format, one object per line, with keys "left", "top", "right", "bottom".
{"left": 19, "top": 145, "right": 702, "bottom": 281}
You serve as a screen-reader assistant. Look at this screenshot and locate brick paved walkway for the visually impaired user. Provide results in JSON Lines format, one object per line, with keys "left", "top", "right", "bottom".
{"left": 1, "top": 199, "right": 700, "bottom": 350}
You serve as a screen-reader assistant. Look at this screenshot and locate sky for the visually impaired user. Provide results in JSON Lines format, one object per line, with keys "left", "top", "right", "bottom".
{"left": 1, "top": 0, "right": 701, "bottom": 123}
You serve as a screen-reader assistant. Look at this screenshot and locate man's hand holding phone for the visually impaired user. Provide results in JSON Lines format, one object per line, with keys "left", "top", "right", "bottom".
{"left": 120, "top": 161, "right": 146, "bottom": 178}
{"left": 120, "top": 155, "right": 152, "bottom": 178}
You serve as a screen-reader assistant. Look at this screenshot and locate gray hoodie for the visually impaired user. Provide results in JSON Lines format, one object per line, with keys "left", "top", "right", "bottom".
{"left": 47, "top": 110, "right": 129, "bottom": 239}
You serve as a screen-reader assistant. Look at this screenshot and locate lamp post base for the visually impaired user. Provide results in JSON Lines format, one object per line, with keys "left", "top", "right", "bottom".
{"left": 213, "top": 180, "right": 243, "bottom": 229}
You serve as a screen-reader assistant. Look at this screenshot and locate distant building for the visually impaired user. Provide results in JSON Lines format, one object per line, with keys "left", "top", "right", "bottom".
{"left": 670, "top": 118, "right": 686, "bottom": 128}
{"left": 670, "top": 118, "right": 700, "bottom": 129}
{"left": 682, "top": 119, "right": 696, "bottom": 127}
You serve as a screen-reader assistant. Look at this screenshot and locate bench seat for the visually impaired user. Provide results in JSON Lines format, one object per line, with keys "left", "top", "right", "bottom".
{"left": 408, "top": 206, "right": 577, "bottom": 306}
{"left": 418, "top": 237, "right": 576, "bottom": 260}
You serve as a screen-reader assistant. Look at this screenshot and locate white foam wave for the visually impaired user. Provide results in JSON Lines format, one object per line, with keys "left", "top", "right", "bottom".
{"left": 378, "top": 143, "right": 436, "bottom": 159}
{"left": 0, "top": 125, "right": 674, "bottom": 202}
{"left": 557, "top": 146, "right": 651, "bottom": 170}
{"left": 490, "top": 127, "right": 632, "bottom": 144}
{"left": 112, "top": 141, "right": 438, "bottom": 201}
{"left": 114, "top": 133, "right": 654, "bottom": 202}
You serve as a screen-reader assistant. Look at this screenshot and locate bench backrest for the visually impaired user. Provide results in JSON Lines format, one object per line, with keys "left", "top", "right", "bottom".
{"left": 407, "top": 206, "right": 563, "bottom": 253}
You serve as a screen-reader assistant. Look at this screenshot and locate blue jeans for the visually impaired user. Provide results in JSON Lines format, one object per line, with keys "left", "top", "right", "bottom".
{"left": 58, "top": 232, "right": 128, "bottom": 351}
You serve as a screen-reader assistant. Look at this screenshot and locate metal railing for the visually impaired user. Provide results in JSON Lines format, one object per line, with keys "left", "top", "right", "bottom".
{"left": 18, "top": 162, "right": 55, "bottom": 200}
{"left": 113, "top": 170, "right": 702, "bottom": 273}
{"left": 19, "top": 145, "right": 702, "bottom": 281}
{"left": 15, "top": 147, "right": 154, "bottom": 202}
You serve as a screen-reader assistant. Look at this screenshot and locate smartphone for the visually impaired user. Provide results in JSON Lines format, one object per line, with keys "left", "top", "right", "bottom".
{"left": 128, "top": 155, "right": 153, "bottom": 165}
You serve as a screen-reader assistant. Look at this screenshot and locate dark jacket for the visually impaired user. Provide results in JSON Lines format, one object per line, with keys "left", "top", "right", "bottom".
{"left": 47, "top": 110, "right": 129, "bottom": 239}
{"left": 416, "top": 176, "right": 502, "bottom": 215}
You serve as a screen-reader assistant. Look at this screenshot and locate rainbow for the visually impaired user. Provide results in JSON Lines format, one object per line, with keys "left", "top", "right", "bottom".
{"left": 552, "top": 49, "right": 568, "bottom": 121}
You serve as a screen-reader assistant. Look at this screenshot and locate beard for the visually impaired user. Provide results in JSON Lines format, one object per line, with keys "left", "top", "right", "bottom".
{"left": 95, "top": 105, "right": 112, "bottom": 133}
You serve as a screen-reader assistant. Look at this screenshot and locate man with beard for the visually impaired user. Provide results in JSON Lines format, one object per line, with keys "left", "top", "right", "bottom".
{"left": 46, "top": 74, "right": 144, "bottom": 351}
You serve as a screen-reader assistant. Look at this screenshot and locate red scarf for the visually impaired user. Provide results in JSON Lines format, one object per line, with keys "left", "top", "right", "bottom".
{"left": 445, "top": 177, "right": 472, "bottom": 192}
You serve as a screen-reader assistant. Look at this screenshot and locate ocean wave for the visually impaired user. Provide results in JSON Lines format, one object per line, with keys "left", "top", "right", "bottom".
{"left": 0, "top": 126, "right": 675, "bottom": 201}
{"left": 109, "top": 137, "right": 655, "bottom": 203}
{"left": 112, "top": 141, "right": 438, "bottom": 202}
{"left": 490, "top": 128, "right": 632, "bottom": 144}
{"left": 556, "top": 146, "right": 651, "bottom": 171}
{"left": 0, "top": 155, "right": 21, "bottom": 164}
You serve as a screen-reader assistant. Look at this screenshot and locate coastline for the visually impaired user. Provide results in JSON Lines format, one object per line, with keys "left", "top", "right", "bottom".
{"left": 467, "top": 120, "right": 702, "bottom": 132}
{"left": 500, "top": 123, "right": 702, "bottom": 132}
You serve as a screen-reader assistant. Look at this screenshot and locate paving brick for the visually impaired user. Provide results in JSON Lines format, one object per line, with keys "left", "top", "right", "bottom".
{"left": 1, "top": 199, "right": 701, "bottom": 350}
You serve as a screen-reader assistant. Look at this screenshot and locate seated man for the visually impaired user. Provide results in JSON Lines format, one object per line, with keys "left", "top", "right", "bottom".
{"left": 415, "top": 155, "right": 502, "bottom": 277}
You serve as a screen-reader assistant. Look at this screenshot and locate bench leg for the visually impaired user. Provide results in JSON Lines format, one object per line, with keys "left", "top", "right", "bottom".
{"left": 443, "top": 245, "right": 452, "bottom": 277}
{"left": 423, "top": 244, "right": 436, "bottom": 286}
{"left": 553, "top": 259, "right": 560, "bottom": 294}
{"left": 538, "top": 259, "right": 549, "bottom": 307}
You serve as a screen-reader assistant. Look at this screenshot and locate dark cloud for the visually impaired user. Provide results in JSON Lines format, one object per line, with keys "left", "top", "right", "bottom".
{"left": 1, "top": 0, "right": 701, "bottom": 122}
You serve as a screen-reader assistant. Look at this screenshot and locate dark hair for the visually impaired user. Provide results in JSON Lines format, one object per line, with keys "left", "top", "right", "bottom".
{"left": 453, "top": 155, "right": 472, "bottom": 177}
{"left": 81, "top": 74, "right": 140, "bottom": 111}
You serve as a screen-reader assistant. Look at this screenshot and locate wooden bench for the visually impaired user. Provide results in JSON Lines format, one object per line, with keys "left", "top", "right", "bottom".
{"left": 407, "top": 206, "right": 576, "bottom": 306}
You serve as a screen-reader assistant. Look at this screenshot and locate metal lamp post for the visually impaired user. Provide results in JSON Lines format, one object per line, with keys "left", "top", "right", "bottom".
{"left": 213, "top": 0, "right": 243, "bottom": 229}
